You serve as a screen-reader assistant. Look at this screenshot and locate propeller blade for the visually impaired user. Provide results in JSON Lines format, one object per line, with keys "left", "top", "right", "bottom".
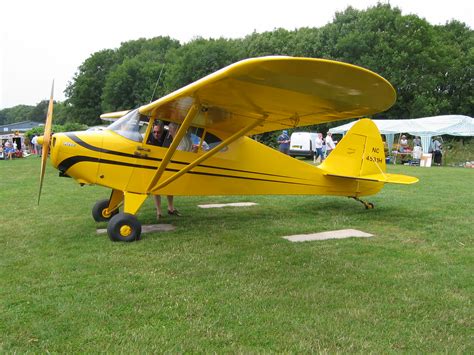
{"left": 38, "top": 80, "right": 54, "bottom": 205}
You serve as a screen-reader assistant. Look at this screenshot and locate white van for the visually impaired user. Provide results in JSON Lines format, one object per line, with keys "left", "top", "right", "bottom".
{"left": 289, "top": 132, "right": 318, "bottom": 158}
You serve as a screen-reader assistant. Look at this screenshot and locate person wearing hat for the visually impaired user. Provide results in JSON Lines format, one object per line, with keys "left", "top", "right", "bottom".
{"left": 277, "top": 130, "right": 290, "bottom": 154}
{"left": 399, "top": 134, "right": 408, "bottom": 153}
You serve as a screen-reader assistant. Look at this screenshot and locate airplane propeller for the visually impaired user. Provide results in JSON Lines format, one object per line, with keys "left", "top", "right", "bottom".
{"left": 37, "top": 81, "right": 54, "bottom": 205}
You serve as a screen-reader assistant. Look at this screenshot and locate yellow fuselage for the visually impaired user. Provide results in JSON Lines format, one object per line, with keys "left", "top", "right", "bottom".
{"left": 50, "top": 129, "right": 382, "bottom": 198}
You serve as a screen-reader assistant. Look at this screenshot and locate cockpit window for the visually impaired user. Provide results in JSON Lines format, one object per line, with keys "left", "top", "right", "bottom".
{"left": 188, "top": 126, "right": 226, "bottom": 152}
{"left": 107, "top": 109, "right": 149, "bottom": 142}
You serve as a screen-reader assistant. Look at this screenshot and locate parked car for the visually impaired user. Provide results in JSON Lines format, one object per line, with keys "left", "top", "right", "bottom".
{"left": 289, "top": 132, "right": 318, "bottom": 158}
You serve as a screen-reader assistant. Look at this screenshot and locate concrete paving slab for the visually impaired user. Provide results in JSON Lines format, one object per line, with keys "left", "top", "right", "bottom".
{"left": 97, "top": 224, "right": 175, "bottom": 234}
{"left": 283, "top": 229, "right": 373, "bottom": 242}
{"left": 198, "top": 202, "right": 258, "bottom": 208}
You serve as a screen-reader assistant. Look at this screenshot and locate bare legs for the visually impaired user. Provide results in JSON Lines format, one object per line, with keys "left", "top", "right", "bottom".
{"left": 153, "top": 195, "right": 175, "bottom": 219}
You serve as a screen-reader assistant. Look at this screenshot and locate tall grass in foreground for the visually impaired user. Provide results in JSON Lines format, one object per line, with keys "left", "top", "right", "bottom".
{"left": 0, "top": 157, "right": 472, "bottom": 352}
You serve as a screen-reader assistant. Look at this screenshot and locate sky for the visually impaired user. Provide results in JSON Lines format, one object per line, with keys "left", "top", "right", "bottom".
{"left": 1, "top": 0, "right": 472, "bottom": 109}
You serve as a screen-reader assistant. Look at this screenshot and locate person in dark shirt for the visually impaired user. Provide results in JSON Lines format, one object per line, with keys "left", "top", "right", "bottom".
{"left": 151, "top": 121, "right": 182, "bottom": 219}
{"left": 147, "top": 121, "right": 166, "bottom": 146}
{"left": 277, "top": 130, "right": 290, "bottom": 154}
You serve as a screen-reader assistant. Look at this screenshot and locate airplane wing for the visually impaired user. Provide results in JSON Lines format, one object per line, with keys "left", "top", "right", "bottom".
{"left": 137, "top": 56, "right": 396, "bottom": 136}
{"left": 100, "top": 110, "right": 130, "bottom": 120}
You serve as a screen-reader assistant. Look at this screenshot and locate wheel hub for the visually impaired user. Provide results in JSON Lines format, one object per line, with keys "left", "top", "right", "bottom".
{"left": 119, "top": 225, "right": 132, "bottom": 237}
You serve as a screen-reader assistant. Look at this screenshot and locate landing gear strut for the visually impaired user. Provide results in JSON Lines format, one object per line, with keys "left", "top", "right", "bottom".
{"left": 92, "top": 199, "right": 119, "bottom": 222}
{"left": 350, "top": 196, "right": 375, "bottom": 209}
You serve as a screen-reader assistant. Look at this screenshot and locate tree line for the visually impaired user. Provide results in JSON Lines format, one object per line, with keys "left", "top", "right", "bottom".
{"left": 2, "top": 4, "right": 472, "bottom": 134}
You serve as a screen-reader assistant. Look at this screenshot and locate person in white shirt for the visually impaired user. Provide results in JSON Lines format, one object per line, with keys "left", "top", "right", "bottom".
{"left": 399, "top": 135, "right": 408, "bottom": 153}
{"left": 32, "top": 134, "right": 42, "bottom": 156}
{"left": 325, "top": 132, "right": 336, "bottom": 157}
{"left": 314, "top": 133, "right": 324, "bottom": 162}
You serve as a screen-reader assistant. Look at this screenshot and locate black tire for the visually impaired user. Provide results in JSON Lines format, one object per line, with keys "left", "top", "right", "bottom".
{"left": 92, "top": 199, "right": 118, "bottom": 222}
{"left": 365, "top": 202, "right": 375, "bottom": 210}
{"left": 107, "top": 213, "right": 141, "bottom": 242}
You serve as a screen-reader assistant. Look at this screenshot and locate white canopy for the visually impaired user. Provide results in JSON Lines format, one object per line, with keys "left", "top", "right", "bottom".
{"left": 329, "top": 115, "right": 474, "bottom": 136}
{"left": 329, "top": 115, "right": 474, "bottom": 153}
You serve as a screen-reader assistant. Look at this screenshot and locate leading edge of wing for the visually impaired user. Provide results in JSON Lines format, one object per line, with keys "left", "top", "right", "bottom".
{"left": 100, "top": 110, "right": 131, "bottom": 120}
{"left": 137, "top": 56, "right": 396, "bottom": 135}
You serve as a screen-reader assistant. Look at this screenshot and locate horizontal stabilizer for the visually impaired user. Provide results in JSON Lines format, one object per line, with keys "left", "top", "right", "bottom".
{"left": 324, "top": 172, "right": 419, "bottom": 185}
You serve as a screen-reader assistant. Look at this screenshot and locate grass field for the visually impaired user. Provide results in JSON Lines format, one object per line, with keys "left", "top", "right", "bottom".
{"left": 1, "top": 157, "right": 472, "bottom": 352}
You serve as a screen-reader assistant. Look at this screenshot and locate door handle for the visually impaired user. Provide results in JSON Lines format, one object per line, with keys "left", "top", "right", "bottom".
{"left": 134, "top": 151, "right": 148, "bottom": 157}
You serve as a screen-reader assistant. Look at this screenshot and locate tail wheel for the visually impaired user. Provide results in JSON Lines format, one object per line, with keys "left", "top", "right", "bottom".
{"left": 107, "top": 213, "right": 141, "bottom": 242}
{"left": 349, "top": 196, "right": 375, "bottom": 210}
{"left": 92, "top": 199, "right": 118, "bottom": 222}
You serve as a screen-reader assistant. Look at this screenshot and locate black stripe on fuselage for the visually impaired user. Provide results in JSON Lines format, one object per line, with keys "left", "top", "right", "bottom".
{"left": 58, "top": 155, "right": 317, "bottom": 187}
{"left": 64, "top": 133, "right": 310, "bottom": 181}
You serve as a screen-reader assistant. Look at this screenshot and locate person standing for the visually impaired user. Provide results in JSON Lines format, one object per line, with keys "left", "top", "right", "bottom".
{"left": 314, "top": 133, "right": 324, "bottom": 163}
{"left": 33, "top": 134, "right": 42, "bottom": 156}
{"left": 31, "top": 135, "right": 37, "bottom": 155}
{"left": 325, "top": 132, "right": 336, "bottom": 157}
{"left": 433, "top": 137, "right": 443, "bottom": 166}
{"left": 412, "top": 136, "right": 423, "bottom": 161}
{"left": 413, "top": 136, "right": 421, "bottom": 148}
{"left": 277, "top": 130, "right": 290, "bottom": 154}
{"left": 399, "top": 135, "right": 408, "bottom": 153}
{"left": 153, "top": 122, "right": 191, "bottom": 219}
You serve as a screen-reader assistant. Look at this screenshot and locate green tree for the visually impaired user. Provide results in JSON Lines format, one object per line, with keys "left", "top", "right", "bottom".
{"left": 163, "top": 37, "right": 245, "bottom": 92}
{"left": 242, "top": 28, "right": 298, "bottom": 57}
{"left": 312, "top": 4, "right": 472, "bottom": 121}
{"left": 0, "top": 105, "right": 35, "bottom": 125}
{"left": 100, "top": 37, "right": 180, "bottom": 111}
{"left": 29, "top": 100, "right": 51, "bottom": 122}
{"left": 63, "top": 3, "right": 473, "bottom": 132}
{"left": 433, "top": 21, "right": 474, "bottom": 116}
{"left": 65, "top": 49, "right": 118, "bottom": 125}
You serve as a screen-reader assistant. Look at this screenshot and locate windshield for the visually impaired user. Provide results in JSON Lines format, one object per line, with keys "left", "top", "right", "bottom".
{"left": 107, "top": 109, "right": 149, "bottom": 142}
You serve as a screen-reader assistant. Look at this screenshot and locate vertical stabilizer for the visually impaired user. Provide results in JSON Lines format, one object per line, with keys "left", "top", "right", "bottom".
{"left": 320, "top": 119, "right": 386, "bottom": 177}
{"left": 319, "top": 119, "right": 418, "bottom": 185}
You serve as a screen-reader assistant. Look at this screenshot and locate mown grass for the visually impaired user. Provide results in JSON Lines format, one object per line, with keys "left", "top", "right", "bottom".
{"left": 0, "top": 157, "right": 472, "bottom": 352}
{"left": 444, "top": 138, "right": 474, "bottom": 166}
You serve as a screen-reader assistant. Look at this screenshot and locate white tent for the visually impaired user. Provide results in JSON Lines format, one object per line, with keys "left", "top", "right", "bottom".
{"left": 329, "top": 115, "right": 474, "bottom": 153}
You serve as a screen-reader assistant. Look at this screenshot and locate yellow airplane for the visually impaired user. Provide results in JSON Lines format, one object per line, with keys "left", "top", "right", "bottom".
{"left": 38, "top": 56, "right": 418, "bottom": 242}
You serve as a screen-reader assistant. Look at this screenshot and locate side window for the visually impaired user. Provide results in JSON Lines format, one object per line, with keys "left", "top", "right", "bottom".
{"left": 189, "top": 127, "right": 207, "bottom": 152}
{"left": 188, "top": 127, "right": 226, "bottom": 152}
{"left": 143, "top": 123, "right": 227, "bottom": 153}
{"left": 204, "top": 131, "right": 227, "bottom": 152}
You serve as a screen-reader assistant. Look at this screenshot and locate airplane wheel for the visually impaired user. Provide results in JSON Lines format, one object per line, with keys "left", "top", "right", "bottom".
{"left": 365, "top": 202, "right": 375, "bottom": 210}
{"left": 92, "top": 199, "right": 118, "bottom": 222}
{"left": 107, "top": 213, "right": 141, "bottom": 242}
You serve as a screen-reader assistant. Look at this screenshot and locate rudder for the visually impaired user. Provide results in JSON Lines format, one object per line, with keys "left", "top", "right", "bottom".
{"left": 320, "top": 118, "right": 386, "bottom": 177}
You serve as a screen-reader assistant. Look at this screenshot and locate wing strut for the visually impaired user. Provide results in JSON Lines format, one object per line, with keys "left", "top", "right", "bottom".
{"left": 149, "top": 116, "right": 265, "bottom": 193}
{"left": 146, "top": 103, "right": 200, "bottom": 192}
